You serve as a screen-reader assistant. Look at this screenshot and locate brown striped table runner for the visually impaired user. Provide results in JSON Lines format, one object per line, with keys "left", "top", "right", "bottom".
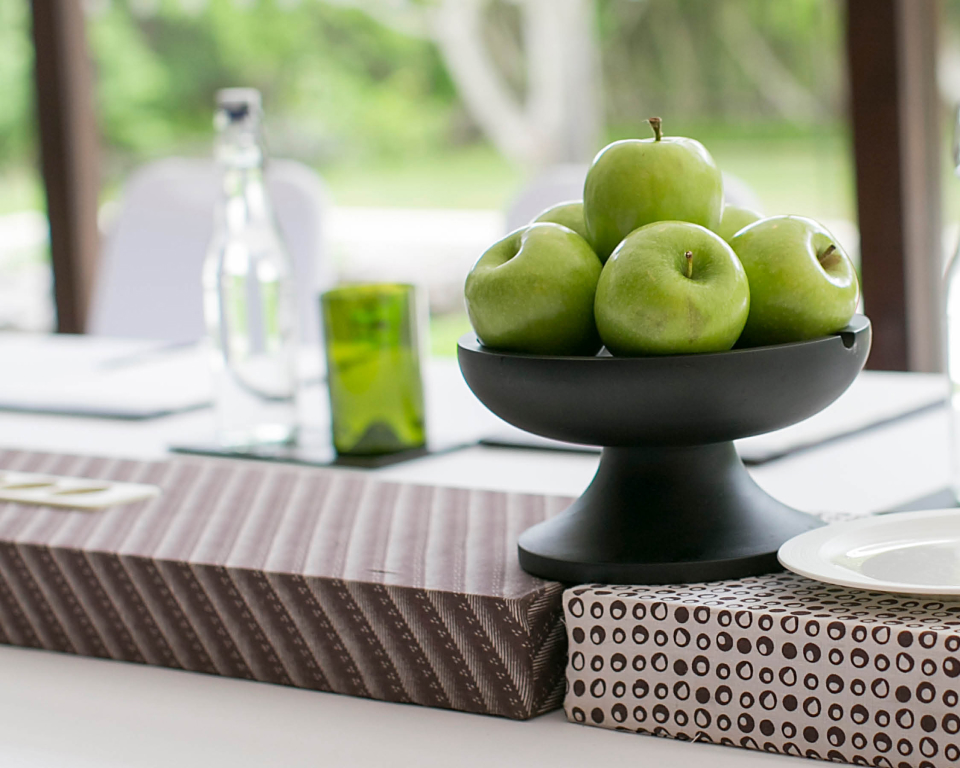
{"left": 0, "top": 449, "right": 571, "bottom": 719}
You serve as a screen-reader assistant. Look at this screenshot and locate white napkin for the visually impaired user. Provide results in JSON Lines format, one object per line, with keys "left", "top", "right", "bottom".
{"left": 0, "top": 333, "right": 211, "bottom": 419}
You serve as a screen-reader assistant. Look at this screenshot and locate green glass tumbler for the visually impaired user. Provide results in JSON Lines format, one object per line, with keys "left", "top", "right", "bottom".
{"left": 320, "top": 283, "right": 426, "bottom": 455}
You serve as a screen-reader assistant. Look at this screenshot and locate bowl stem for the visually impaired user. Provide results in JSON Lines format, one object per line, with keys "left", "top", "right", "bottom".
{"left": 518, "top": 441, "right": 822, "bottom": 584}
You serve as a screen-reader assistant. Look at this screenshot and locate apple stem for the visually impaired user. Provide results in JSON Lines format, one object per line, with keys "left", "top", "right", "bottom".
{"left": 648, "top": 116, "right": 663, "bottom": 142}
{"left": 818, "top": 244, "right": 841, "bottom": 270}
{"left": 685, "top": 250, "right": 693, "bottom": 279}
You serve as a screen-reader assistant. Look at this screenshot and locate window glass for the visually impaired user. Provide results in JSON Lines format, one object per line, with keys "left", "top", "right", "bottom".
{"left": 599, "top": 0, "right": 854, "bottom": 252}
{"left": 941, "top": 1, "right": 960, "bottom": 269}
{"left": 0, "top": 0, "right": 52, "bottom": 332}
{"left": 79, "top": 0, "right": 856, "bottom": 353}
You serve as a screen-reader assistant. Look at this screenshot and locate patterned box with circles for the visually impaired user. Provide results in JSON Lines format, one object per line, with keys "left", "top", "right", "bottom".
{"left": 564, "top": 573, "right": 960, "bottom": 767}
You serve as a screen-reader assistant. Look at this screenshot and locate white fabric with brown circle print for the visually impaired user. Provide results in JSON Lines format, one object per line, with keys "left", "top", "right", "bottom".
{"left": 565, "top": 573, "right": 960, "bottom": 767}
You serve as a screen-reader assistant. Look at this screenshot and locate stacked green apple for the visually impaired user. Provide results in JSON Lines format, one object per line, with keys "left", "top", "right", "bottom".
{"left": 464, "top": 117, "right": 860, "bottom": 356}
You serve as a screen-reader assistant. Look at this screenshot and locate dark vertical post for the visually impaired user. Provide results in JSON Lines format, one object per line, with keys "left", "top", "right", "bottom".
{"left": 30, "top": 0, "right": 100, "bottom": 334}
{"left": 846, "top": 0, "right": 942, "bottom": 371}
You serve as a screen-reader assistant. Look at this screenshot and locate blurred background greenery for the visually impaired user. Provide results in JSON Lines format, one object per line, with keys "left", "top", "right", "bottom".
{"left": 3, "top": 0, "right": 959, "bottom": 348}
{"left": 0, "top": 0, "right": 853, "bottom": 214}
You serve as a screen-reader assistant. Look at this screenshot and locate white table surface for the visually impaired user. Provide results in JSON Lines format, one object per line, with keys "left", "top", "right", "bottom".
{"left": 0, "top": 336, "right": 952, "bottom": 767}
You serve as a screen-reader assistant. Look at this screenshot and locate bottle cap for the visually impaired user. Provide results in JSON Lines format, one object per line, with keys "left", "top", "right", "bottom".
{"left": 215, "top": 88, "right": 262, "bottom": 123}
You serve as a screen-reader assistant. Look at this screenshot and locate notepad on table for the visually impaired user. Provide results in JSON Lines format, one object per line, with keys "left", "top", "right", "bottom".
{"left": 0, "top": 333, "right": 212, "bottom": 419}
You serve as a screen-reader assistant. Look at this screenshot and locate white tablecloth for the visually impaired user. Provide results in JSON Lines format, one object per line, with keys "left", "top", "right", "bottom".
{"left": 0, "top": 336, "right": 950, "bottom": 767}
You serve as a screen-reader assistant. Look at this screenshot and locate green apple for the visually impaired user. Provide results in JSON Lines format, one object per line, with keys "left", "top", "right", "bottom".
{"left": 584, "top": 117, "right": 724, "bottom": 262}
{"left": 533, "top": 200, "right": 591, "bottom": 244}
{"left": 465, "top": 222, "right": 602, "bottom": 355}
{"left": 594, "top": 221, "right": 750, "bottom": 355}
{"left": 729, "top": 215, "right": 860, "bottom": 346}
{"left": 716, "top": 204, "right": 762, "bottom": 242}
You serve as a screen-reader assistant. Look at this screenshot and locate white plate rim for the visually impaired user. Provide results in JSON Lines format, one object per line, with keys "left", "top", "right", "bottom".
{"left": 778, "top": 508, "right": 960, "bottom": 595}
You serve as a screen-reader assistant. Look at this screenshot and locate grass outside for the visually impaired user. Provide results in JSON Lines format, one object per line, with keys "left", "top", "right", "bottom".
{"left": 323, "top": 144, "right": 522, "bottom": 209}
{"left": 15, "top": 126, "right": 960, "bottom": 220}
{"left": 0, "top": 130, "right": 862, "bottom": 217}
{"left": 706, "top": 133, "right": 855, "bottom": 221}
{"left": 0, "top": 167, "right": 45, "bottom": 216}
{"left": 429, "top": 311, "right": 473, "bottom": 357}
{"left": 323, "top": 128, "right": 863, "bottom": 218}
{"left": 0, "top": 128, "right": 860, "bottom": 216}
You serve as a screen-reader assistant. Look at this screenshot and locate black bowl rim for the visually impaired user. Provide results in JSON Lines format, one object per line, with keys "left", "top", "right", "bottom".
{"left": 458, "top": 313, "right": 870, "bottom": 362}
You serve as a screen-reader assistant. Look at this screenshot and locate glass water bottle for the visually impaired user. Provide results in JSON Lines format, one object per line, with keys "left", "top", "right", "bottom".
{"left": 946, "top": 105, "right": 960, "bottom": 501}
{"left": 202, "top": 88, "right": 299, "bottom": 447}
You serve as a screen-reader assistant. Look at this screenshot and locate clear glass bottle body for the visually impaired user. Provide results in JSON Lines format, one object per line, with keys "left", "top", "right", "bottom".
{"left": 948, "top": 245, "right": 960, "bottom": 502}
{"left": 948, "top": 105, "right": 960, "bottom": 501}
{"left": 202, "top": 90, "right": 298, "bottom": 447}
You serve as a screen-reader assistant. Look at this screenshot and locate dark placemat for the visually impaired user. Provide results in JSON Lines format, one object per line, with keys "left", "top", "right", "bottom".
{"left": 0, "top": 448, "right": 571, "bottom": 719}
{"left": 171, "top": 427, "right": 475, "bottom": 469}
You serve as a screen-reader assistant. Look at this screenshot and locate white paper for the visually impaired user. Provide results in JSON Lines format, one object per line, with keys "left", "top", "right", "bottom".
{"left": 0, "top": 333, "right": 210, "bottom": 419}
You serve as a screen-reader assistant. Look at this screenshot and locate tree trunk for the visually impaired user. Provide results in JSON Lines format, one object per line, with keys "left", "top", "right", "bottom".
{"left": 522, "top": 0, "right": 602, "bottom": 164}
{"left": 336, "top": 0, "right": 604, "bottom": 168}
{"left": 432, "top": 0, "right": 602, "bottom": 168}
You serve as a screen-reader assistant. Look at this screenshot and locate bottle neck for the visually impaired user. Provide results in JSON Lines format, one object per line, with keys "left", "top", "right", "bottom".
{"left": 214, "top": 133, "right": 272, "bottom": 228}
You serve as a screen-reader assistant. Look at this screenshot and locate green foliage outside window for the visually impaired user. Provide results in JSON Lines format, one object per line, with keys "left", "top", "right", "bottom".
{"left": 0, "top": 0, "right": 858, "bottom": 215}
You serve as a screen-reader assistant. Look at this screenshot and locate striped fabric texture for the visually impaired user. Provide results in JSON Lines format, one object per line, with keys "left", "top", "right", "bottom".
{"left": 0, "top": 450, "right": 570, "bottom": 719}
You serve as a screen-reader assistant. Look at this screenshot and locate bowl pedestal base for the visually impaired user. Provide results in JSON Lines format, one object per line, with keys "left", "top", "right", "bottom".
{"left": 518, "top": 441, "right": 823, "bottom": 584}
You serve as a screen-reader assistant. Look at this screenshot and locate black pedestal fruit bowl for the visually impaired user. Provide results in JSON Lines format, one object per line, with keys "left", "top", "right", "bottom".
{"left": 457, "top": 315, "right": 871, "bottom": 584}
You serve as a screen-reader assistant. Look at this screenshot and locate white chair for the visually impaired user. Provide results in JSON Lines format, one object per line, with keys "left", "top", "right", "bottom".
{"left": 504, "top": 164, "right": 588, "bottom": 233}
{"left": 504, "top": 164, "right": 764, "bottom": 234}
{"left": 89, "top": 157, "right": 334, "bottom": 344}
